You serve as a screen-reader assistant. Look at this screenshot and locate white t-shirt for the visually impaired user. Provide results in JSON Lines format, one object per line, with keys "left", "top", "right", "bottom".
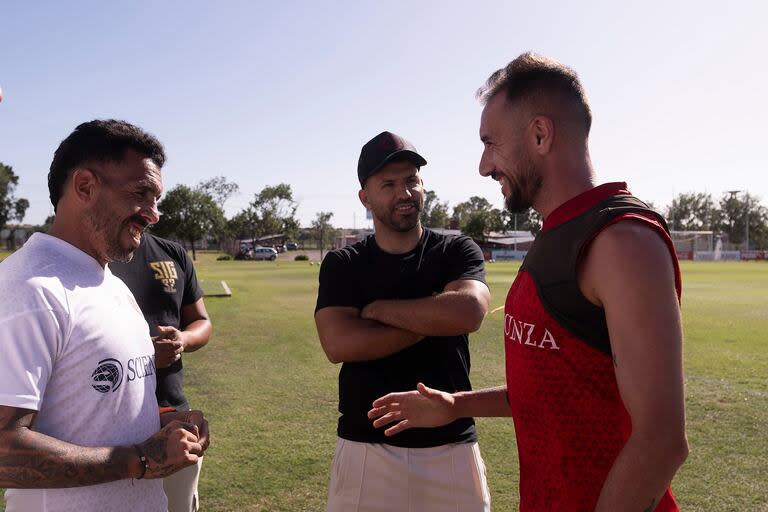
{"left": 0, "top": 233, "right": 166, "bottom": 511}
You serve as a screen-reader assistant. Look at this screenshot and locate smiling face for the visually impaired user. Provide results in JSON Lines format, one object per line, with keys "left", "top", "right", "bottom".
{"left": 359, "top": 159, "right": 424, "bottom": 233}
{"left": 478, "top": 93, "right": 543, "bottom": 213}
{"left": 85, "top": 149, "right": 163, "bottom": 263}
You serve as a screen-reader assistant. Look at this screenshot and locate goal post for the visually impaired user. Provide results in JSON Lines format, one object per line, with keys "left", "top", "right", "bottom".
{"left": 669, "top": 230, "right": 714, "bottom": 260}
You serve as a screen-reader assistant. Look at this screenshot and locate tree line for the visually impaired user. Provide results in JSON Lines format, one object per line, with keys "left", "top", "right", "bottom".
{"left": 1, "top": 160, "right": 767, "bottom": 255}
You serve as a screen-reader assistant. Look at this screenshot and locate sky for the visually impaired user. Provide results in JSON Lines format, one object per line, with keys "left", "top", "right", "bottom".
{"left": 1, "top": 0, "right": 767, "bottom": 229}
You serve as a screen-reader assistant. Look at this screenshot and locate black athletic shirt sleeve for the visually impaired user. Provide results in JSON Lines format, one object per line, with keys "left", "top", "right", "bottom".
{"left": 177, "top": 245, "right": 203, "bottom": 306}
{"left": 315, "top": 250, "right": 362, "bottom": 312}
{"left": 446, "top": 235, "right": 487, "bottom": 285}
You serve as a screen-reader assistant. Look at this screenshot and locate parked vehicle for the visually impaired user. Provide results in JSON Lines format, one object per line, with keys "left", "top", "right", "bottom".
{"left": 253, "top": 247, "right": 278, "bottom": 261}
{"left": 235, "top": 246, "right": 254, "bottom": 260}
{"left": 286, "top": 242, "right": 298, "bottom": 251}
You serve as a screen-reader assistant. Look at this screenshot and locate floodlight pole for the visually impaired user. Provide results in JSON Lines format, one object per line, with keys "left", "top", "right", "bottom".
{"left": 514, "top": 214, "right": 518, "bottom": 252}
{"left": 745, "top": 195, "right": 750, "bottom": 252}
{"left": 727, "top": 190, "right": 743, "bottom": 250}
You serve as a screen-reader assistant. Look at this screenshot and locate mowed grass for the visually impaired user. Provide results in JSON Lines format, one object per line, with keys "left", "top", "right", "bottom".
{"left": 1, "top": 257, "right": 767, "bottom": 510}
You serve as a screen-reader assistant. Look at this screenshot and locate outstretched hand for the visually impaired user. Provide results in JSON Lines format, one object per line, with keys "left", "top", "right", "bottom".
{"left": 367, "top": 383, "right": 456, "bottom": 437}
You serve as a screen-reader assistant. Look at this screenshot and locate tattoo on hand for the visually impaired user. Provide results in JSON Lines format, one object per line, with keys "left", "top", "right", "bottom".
{"left": 141, "top": 430, "right": 170, "bottom": 466}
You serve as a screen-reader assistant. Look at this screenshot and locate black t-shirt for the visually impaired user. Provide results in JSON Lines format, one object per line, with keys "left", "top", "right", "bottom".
{"left": 315, "top": 228, "right": 486, "bottom": 448}
{"left": 110, "top": 233, "right": 204, "bottom": 411}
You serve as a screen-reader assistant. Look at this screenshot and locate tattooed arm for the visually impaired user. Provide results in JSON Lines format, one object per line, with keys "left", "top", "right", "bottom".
{"left": 0, "top": 405, "right": 205, "bottom": 488}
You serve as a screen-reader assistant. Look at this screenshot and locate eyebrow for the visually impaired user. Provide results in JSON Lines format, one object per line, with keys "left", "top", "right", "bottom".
{"left": 132, "top": 178, "right": 163, "bottom": 193}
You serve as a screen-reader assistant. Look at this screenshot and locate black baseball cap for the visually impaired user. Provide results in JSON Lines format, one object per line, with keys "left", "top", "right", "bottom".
{"left": 357, "top": 131, "right": 427, "bottom": 187}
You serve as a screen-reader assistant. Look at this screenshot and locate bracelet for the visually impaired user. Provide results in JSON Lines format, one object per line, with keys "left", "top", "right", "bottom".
{"left": 133, "top": 444, "right": 149, "bottom": 480}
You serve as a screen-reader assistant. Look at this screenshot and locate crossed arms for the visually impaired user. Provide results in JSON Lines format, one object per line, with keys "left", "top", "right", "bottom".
{"left": 368, "top": 222, "right": 688, "bottom": 511}
{"left": 315, "top": 279, "right": 490, "bottom": 364}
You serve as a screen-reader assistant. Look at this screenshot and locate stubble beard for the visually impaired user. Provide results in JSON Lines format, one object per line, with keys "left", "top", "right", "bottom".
{"left": 86, "top": 199, "right": 136, "bottom": 264}
{"left": 373, "top": 200, "right": 423, "bottom": 233}
{"left": 504, "top": 149, "right": 543, "bottom": 214}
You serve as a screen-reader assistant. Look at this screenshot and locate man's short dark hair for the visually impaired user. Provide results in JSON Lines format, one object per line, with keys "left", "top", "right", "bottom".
{"left": 48, "top": 119, "right": 166, "bottom": 210}
{"left": 477, "top": 52, "right": 592, "bottom": 135}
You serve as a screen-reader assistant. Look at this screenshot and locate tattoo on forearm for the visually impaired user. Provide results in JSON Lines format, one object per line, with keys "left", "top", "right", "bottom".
{"left": 642, "top": 497, "right": 657, "bottom": 512}
{"left": 0, "top": 406, "right": 132, "bottom": 488}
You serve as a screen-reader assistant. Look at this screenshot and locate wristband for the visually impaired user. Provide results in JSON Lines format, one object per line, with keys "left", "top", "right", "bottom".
{"left": 133, "top": 444, "right": 149, "bottom": 479}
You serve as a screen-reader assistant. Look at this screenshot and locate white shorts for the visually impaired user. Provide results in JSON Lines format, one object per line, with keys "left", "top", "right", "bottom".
{"left": 327, "top": 438, "right": 491, "bottom": 512}
{"left": 163, "top": 457, "right": 202, "bottom": 512}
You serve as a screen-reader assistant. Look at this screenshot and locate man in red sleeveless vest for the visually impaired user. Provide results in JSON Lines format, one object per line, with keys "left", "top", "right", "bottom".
{"left": 368, "top": 53, "right": 688, "bottom": 512}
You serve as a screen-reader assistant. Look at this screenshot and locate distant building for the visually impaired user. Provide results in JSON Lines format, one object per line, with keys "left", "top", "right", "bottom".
{"left": 335, "top": 229, "right": 373, "bottom": 249}
{"left": 481, "top": 231, "right": 535, "bottom": 261}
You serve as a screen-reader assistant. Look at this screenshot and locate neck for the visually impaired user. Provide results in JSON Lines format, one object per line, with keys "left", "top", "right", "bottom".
{"left": 48, "top": 214, "right": 107, "bottom": 267}
{"left": 372, "top": 221, "right": 424, "bottom": 254}
{"left": 534, "top": 150, "right": 596, "bottom": 220}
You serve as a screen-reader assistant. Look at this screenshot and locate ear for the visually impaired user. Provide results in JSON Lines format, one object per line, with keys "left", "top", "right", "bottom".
{"left": 70, "top": 168, "right": 100, "bottom": 206}
{"left": 529, "top": 115, "right": 555, "bottom": 156}
{"left": 358, "top": 189, "right": 371, "bottom": 209}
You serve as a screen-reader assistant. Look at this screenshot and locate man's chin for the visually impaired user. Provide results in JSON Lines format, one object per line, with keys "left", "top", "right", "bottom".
{"left": 109, "top": 237, "right": 138, "bottom": 263}
{"left": 390, "top": 219, "right": 420, "bottom": 233}
{"left": 108, "top": 249, "right": 135, "bottom": 264}
{"left": 505, "top": 195, "right": 532, "bottom": 214}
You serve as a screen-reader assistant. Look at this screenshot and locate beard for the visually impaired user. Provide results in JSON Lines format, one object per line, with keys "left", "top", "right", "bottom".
{"left": 86, "top": 197, "right": 143, "bottom": 263}
{"left": 504, "top": 147, "right": 543, "bottom": 213}
{"left": 372, "top": 198, "right": 423, "bottom": 233}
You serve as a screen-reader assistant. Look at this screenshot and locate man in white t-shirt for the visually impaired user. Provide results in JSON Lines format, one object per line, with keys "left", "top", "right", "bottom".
{"left": 0, "top": 120, "right": 210, "bottom": 512}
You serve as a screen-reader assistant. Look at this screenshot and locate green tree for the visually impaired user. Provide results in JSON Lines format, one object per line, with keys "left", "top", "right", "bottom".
{"left": 311, "top": 211, "right": 336, "bottom": 260}
{"left": 420, "top": 190, "right": 450, "bottom": 229}
{"left": 240, "top": 183, "right": 299, "bottom": 242}
{"left": 665, "top": 192, "right": 716, "bottom": 231}
{"left": 154, "top": 184, "right": 225, "bottom": 260}
{"left": 197, "top": 176, "right": 239, "bottom": 210}
{"left": 452, "top": 196, "right": 505, "bottom": 241}
{"left": 0, "top": 162, "right": 29, "bottom": 229}
{"left": 502, "top": 208, "right": 543, "bottom": 236}
{"left": 197, "top": 176, "right": 240, "bottom": 251}
{"left": 713, "top": 192, "right": 768, "bottom": 249}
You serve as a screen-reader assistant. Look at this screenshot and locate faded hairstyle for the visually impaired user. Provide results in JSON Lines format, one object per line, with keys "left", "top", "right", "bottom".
{"left": 48, "top": 119, "right": 166, "bottom": 211}
{"left": 477, "top": 52, "right": 592, "bottom": 135}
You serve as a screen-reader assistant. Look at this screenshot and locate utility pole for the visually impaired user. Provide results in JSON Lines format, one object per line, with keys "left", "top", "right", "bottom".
{"left": 745, "top": 194, "right": 750, "bottom": 252}
{"left": 727, "top": 190, "right": 742, "bottom": 250}
{"left": 514, "top": 213, "right": 518, "bottom": 252}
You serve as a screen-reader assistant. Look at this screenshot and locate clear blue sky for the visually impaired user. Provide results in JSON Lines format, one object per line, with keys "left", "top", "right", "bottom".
{"left": 2, "top": 0, "right": 766, "bottom": 229}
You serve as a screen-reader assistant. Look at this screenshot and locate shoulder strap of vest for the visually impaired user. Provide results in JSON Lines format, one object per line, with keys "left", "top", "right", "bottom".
{"left": 521, "top": 194, "right": 667, "bottom": 355}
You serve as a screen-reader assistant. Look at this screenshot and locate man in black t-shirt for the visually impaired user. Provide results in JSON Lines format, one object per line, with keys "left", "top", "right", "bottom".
{"left": 111, "top": 232, "right": 212, "bottom": 512}
{"left": 315, "top": 131, "right": 492, "bottom": 512}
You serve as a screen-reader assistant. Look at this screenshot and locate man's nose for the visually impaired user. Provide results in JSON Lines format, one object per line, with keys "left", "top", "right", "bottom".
{"left": 397, "top": 184, "right": 413, "bottom": 199}
{"left": 142, "top": 200, "right": 160, "bottom": 226}
{"left": 479, "top": 150, "right": 493, "bottom": 177}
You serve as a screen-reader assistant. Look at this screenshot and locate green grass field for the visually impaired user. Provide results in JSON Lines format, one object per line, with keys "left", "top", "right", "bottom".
{"left": 1, "top": 256, "right": 767, "bottom": 510}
